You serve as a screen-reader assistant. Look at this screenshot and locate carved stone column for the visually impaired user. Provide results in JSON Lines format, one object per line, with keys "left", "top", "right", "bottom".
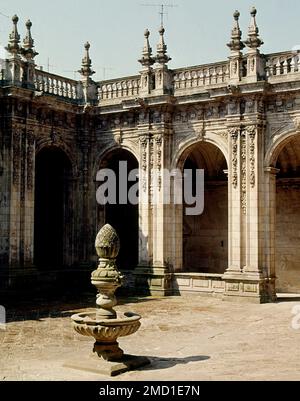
{"left": 134, "top": 116, "right": 172, "bottom": 296}
{"left": 263, "top": 167, "right": 279, "bottom": 302}
{"left": 224, "top": 123, "right": 273, "bottom": 303}
{"left": 9, "top": 127, "right": 22, "bottom": 267}
{"left": 138, "top": 133, "right": 152, "bottom": 266}
{"left": 226, "top": 127, "right": 243, "bottom": 274}
{"left": 24, "top": 130, "right": 36, "bottom": 267}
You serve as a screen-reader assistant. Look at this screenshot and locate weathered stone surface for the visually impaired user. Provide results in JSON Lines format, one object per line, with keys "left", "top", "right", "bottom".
{"left": 65, "top": 355, "right": 150, "bottom": 377}
{"left": 1, "top": 8, "right": 300, "bottom": 302}
{"left": 1, "top": 295, "right": 300, "bottom": 381}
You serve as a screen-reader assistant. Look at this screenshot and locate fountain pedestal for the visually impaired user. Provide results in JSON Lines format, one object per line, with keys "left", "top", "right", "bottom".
{"left": 65, "top": 224, "right": 150, "bottom": 376}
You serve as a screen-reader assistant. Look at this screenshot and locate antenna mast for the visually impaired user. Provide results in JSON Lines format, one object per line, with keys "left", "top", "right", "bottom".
{"left": 141, "top": 3, "right": 178, "bottom": 27}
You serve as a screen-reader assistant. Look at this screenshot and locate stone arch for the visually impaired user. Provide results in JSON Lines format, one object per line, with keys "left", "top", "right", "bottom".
{"left": 265, "top": 130, "right": 300, "bottom": 294}
{"left": 265, "top": 129, "right": 299, "bottom": 168}
{"left": 172, "top": 136, "right": 229, "bottom": 274}
{"left": 93, "top": 142, "right": 139, "bottom": 178}
{"left": 171, "top": 133, "right": 229, "bottom": 171}
{"left": 36, "top": 140, "right": 78, "bottom": 177}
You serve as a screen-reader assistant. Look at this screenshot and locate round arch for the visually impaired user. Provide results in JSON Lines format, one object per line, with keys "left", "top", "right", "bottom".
{"left": 36, "top": 141, "right": 78, "bottom": 177}
{"left": 171, "top": 134, "right": 229, "bottom": 172}
{"left": 265, "top": 130, "right": 299, "bottom": 167}
{"left": 93, "top": 143, "right": 139, "bottom": 178}
{"left": 173, "top": 137, "right": 229, "bottom": 275}
{"left": 265, "top": 130, "right": 300, "bottom": 294}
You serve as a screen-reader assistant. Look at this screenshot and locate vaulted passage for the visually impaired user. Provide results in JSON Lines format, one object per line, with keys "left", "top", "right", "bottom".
{"left": 182, "top": 142, "right": 228, "bottom": 274}
{"left": 98, "top": 149, "right": 139, "bottom": 271}
{"left": 34, "top": 147, "right": 72, "bottom": 268}
{"left": 275, "top": 136, "right": 300, "bottom": 293}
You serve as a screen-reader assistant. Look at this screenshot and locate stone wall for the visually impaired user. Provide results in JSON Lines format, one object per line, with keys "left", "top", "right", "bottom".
{"left": 0, "top": 130, "right": 10, "bottom": 272}
{"left": 183, "top": 183, "right": 228, "bottom": 274}
{"left": 276, "top": 182, "right": 300, "bottom": 293}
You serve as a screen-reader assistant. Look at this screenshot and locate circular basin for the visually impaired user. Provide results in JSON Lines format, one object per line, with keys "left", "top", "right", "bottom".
{"left": 71, "top": 311, "right": 141, "bottom": 343}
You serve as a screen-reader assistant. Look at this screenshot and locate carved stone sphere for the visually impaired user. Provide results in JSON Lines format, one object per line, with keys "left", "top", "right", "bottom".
{"left": 95, "top": 224, "right": 120, "bottom": 259}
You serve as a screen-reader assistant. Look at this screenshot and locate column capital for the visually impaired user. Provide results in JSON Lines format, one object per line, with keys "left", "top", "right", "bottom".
{"left": 265, "top": 167, "right": 280, "bottom": 175}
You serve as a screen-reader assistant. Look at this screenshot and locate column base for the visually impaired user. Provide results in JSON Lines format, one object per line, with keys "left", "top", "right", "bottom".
{"left": 222, "top": 271, "right": 277, "bottom": 304}
{"left": 133, "top": 265, "right": 172, "bottom": 296}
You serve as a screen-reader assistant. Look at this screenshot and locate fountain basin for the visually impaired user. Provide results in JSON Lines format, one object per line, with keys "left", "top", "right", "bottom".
{"left": 71, "top": 311, "right": 141, "bottom": 343}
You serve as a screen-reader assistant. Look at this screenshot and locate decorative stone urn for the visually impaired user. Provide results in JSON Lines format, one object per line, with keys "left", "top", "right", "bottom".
{"left": 71, "top": 225, "right": 148, "bottom": 372}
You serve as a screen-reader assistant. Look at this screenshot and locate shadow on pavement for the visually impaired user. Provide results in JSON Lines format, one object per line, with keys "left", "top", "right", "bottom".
{"left": 142, "top": 355, "right": 210, "bottom": 370}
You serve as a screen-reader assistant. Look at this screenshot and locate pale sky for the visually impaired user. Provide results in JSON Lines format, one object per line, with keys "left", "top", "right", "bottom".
{"left": 0, "top": 0, "right": 299, "bottom": 81}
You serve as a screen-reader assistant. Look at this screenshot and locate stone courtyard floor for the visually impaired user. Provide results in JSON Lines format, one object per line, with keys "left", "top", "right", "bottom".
{"left": 0, "top": 293, "right": 300, "bottom": 381}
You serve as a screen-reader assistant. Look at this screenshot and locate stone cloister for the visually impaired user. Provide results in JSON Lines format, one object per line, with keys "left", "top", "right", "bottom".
{"left": 0, "top": 8, "right": 300, "bottom": 303}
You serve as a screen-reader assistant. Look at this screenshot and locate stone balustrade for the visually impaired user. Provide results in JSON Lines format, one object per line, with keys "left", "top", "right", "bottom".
{"left": 266, "top": 51, "right": 300, "bottom": 78}
{"left": 173, "top": 62, "right": 230, "bottom": 93}
{"left": 98, "top": 76, "right": 141, "bottom": 101}
{"left": 31, "top": 52, "right": 300, "bottom": 105}
{"left": 34, "top": 69, "right": 79, "bottom": 100}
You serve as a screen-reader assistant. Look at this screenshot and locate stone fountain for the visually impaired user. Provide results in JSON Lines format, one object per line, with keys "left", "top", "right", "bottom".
{"left": 67, "top": 224, "right": 150, "bottom": 376}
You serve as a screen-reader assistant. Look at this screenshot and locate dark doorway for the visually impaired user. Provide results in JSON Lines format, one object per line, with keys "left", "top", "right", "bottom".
{"left": 34, "top": 147, "right": 72, "bottom": 268}
{"left": 100, "top": 149, "right": 139, "bottom": 271}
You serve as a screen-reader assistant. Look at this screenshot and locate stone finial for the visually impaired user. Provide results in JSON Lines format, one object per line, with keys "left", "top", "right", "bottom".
{"left": 6, "top": 14, "right": 21, "bottom": 55}
{"left": 78, "top": 41, "right": 95, "bottom": 78}
{"left": 92, "top": 224, "right": 123, "bottom": 319}
{"left": 95, "top": 224, "right": 120, "bottom": 260}
{"left": 21, "top": 19, "right": 38, "bottom": 60}
{"left": 244, "top": 7, "right": 264, "bottom": 50}
{"left": 138, "top": 29, "right": 155, "bottom": 68}
{"left": 155, "top": 25, "right": 171, "bottom": 65}
{"left": 227, "top": 10, "right": 245, "bottom": 52}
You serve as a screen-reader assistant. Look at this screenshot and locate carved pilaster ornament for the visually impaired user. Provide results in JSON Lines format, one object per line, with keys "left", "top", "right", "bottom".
{"left": 149, "top": 137, "right": 155, "bottom": 200}
{"left": 241, "top": 132, "right": 247, "bottom": 214}
{"left": 139, "top": 136, "right": 148, "bottom": 192}
{"left": 13, "top": 129, "right": 21, "bottom": 185}
{"left": 27, "top": 131, "right": 35, "bottom": 191}
{"left": 155, "top": 135, "right": 163, "bottom": 191}
{"left": 246, "top": 125, "right": 256, "bottom": 188}
{"left": 229, "top": 127, "right": 239, "bottom": 189}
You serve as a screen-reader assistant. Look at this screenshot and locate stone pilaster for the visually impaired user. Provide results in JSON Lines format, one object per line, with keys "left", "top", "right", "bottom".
{"left": 263, "top": 167, "right": 280, "bottom": 301}
{"left": 9, "top": 126, "right": 22, "bottom": 267}
{"left": 23, "top": 131, "right": 36, "bottom": 267}
{"left": 134, "top": 116, "right": 172, "bottom": 296}
{"left": 224, "top": 123, "right": 274, "bottom": 303}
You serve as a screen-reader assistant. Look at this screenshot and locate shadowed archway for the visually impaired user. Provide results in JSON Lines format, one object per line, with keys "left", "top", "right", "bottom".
{"left": 97, "top": 148, "right": 139, "bottom": 271}
{"left": 34, "top": 147, "right": 73, "bottom": 268}
{"left": 179, "top": 141, "right": 228, "bottom": 274}
{"left": 274, "top": 135, "right": 300, "bottom": 293}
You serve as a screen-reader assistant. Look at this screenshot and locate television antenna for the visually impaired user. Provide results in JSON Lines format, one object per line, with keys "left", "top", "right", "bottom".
{"left": 0, "top": 11, "right": 9, "bottom": 19}
{"left": 97, "top": 66, "right": 115, "bottom": 81}
{"left": 63, "top": 70, "right": 79, "bottom": 80}
{"left": 141, "top": 3, "right": 178, "bottom": 27}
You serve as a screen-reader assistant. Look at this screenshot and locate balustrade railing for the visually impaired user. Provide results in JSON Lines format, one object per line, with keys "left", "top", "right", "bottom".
{"left": 31, "top": 51, "right": 300, "bottom": 105}
{"left": 34, "top": 69, "right": 79, "bottom": 100}
{"left": 265, "top": 51, "right": 300, "bottom": 78}
{"left": 173, "top": 62, "right": 230, "bottom": 92}
{"left": 98, "top": 76, "right": 140, "bottom": 101}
